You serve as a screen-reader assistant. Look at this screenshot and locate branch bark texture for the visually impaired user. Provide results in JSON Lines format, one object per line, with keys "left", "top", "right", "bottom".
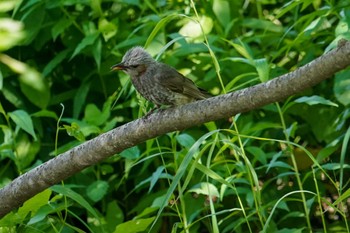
{"left": 1, "top": 41, "right": 350, "bottom": 218}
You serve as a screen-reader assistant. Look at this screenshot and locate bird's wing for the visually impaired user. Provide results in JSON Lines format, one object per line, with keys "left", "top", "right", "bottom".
{"left": 156, "top": 64, "right": 209, "bottom": 100}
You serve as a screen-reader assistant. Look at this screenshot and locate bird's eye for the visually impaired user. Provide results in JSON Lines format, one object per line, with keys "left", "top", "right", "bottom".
{"left": 130, "top": 65, "right": 139, "bottom": 68}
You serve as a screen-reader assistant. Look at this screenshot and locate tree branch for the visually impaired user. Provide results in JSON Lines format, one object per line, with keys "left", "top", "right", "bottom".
{"left": 1, "top": 40, "right": 350, "bottom": 218}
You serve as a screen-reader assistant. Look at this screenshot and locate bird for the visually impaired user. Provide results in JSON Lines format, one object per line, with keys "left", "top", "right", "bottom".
{"left": 111, "top": 46, "right": 210, "bottom": 109}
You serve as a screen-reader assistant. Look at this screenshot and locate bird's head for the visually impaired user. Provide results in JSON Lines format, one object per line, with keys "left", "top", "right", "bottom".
{"left": 111, "top": 46, "right": 155, "bottom": 77}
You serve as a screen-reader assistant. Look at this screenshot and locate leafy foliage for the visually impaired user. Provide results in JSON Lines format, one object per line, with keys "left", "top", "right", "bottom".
{"left": 1, "top": 0, "right": 350, "bottom": 232}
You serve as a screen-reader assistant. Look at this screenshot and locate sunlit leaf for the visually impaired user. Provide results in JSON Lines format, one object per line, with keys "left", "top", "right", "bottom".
{"left": 17, "top": 189, "right": 52, "bottom": 220}
{"left": 19, "top": 69, "right": 50, "bottom": 109}
{"left": 212, "top": 0, "right": 231, "bottom": 27}
{"left": 0, "top": 0, "right": 19, "bottom": 12}
{"left": 188, "top": 182, "right": 219, "bottom": 198}
{"left": 0, "top": 19, "right": 25, "bottom": 51}
{"left": 0, "top": 68, "right": 3, "bottom": 90}
{"left": 294, "top": 95, "right": 338, "bottom": 107}
{"left": 63, "top": 122, "right": 85, "bottom": 141}
{"left": 145, "top": 14, "right": 180, "bottom": 48}
{"left": 254, "top": 58, "right": 270, "bottom": 82}
{"left": 8, "top": 110, "right": 37, "bottom": 140}
{"left": 15, "top": 133, "right": 40, "bottom": 170}
{"left": 179, "top": 15, "right": 213, "bottom": 42}
{"left": 98, "top": 18, "right": 117, "bottom": 42}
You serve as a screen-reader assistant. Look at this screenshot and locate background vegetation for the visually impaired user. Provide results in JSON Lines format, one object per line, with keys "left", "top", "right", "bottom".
{"left": 1, "top": 0, "right": 350, "bottom": 232}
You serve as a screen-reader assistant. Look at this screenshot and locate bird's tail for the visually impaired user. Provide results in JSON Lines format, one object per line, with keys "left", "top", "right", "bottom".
{"left": 198, "top": 87, "right": 212, "bottom": 99}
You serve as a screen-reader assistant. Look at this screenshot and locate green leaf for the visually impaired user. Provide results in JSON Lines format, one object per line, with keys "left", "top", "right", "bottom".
{"left": 120, "top": 146, "right": 140, "bottom": 160}
{"left": 0, "top": 101, "right": 7, "bottom": 118}
{"left": 92, "top": 38, "right": 102, "bottom": 71}
{"left": 86, "top": 180, "right": 109, "bottom": 202}
{"left": 242, "top": 18, "right": 283, "bottom": 33}
{"left": 51, "top": 185, "right": 99, "bottom": 219}
{"left": 188, "top": 182, "right": 219, "bottom": 198}
{"left": 63, "top": 122, "right": 85, "bottom": 141}
{"left": 101, "top": 164, "right": 114, "bottom": 174}
{"left": 19, "top": 68, "right": 50, "bottom": 109}
{"left": 74, "top": 81, "right": 91, "bottom": 119}
{"left": 317, "top": 144, "right": 339, "bottom": 162}
{"left": 176, "top": 133, "right": 195, "bottom": 149}
{"left": 0, "top": 67, "right": 3, "bottom": 90}
{"left": 294, "top": 95, "right": 338, "bottom": 107}
{"left": 227, "top": 40, "right": 254, "bottom": 60}
{"left": 303, "top": 17, "right": 326, "bottom": 35}
{"left": 145, "top": 14, "right": 180, "bottom": 48}
{"left": 27, "top": 203, "right": 64, "bottom": 225}
{"left": 1, "top": 87, "right": 23, "bottom": 108}
{"left": 268, "top": 161, "right": 293, "bottom": 170}
{"left": 42, "top": 49, "right": 71, "bottom": 77}
{"left": 254, "top": 58, "right": 270, "bottom": 82}
{"left": 8, "top": 110, "right": 37, "bottom": 140}
{"left": 149, "top": 166, "right": 168, "bottom": 193}
{"left": 334, "top": 70, "right": 350, "bottom": 106}
{"left": 91, "top": 0, "right": 103, "bottom": 17}
{"left": 246, "top": 146, "right": 267, "bottom": 165}
{"left": 98, "top": 18, "right": 117, "bottom": 42}
{"left": 333, "top": 187, "right": 350, "bottom": 206}
{"left": 31, "top": 110, "right": 58, "bottom": 119}
{"left": 84, "top": 103, "right": 110, "bottom": 126}
{"left": 321, "top": 163, "right": 350, "bottom": 170}
{"left": 52, "top": 17, "right": 73, "bottom": 40}
{"left": 276, "top": 1, "right": 303, "bottom": 18}
{"left": 284, "top": 122, "right": 298, "bottom": 139}
{"left": 17, "top": 189, "right": 52, "bottom": 220}
{"left": 179, "top": 15, "right": 213, "bottom": 42}
{"left": 114, "top": 217, "right": 155, "bottom": 233}
{"left": 20, "top": 2, "right": 45, "bottom": 45}
{"left": 106, "top": 201, "right": 124, "bottom": 232}
{"left": 62, "top": 118, "right": 100, "bottom": 137}
{"left": 212, "top": 0, "right": 231, "bottom": 27}
{"left": 0, "top": 0, "right": 19, "bottom": 12}
{"left": 15, "top": 133, "right": 40, "bottom": 170}
{"left": 71, "top": 32, "right": 99, "bottom": 59}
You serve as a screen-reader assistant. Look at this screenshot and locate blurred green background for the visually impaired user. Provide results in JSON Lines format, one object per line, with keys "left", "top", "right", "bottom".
{"left": 0, "top": 0, "right": 350, "bottom": 232}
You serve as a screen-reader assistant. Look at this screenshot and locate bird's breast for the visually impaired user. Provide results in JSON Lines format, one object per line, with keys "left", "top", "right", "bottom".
{"left": 130, "top": 73, "right": 176, "bottom": 106}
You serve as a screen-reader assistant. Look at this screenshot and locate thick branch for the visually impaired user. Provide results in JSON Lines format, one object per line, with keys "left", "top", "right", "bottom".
{"left": 1, "top": 40, "right": 350, "bottom": 218}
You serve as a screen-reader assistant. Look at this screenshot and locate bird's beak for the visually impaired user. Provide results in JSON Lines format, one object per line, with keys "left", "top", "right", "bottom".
{"left": 111, "top": 63, "right": 127, "bottom": 71}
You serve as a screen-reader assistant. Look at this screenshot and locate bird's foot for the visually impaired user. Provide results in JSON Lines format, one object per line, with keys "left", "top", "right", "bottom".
{"left": 144, "top": 106, "right": 163, "bottom": 118}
